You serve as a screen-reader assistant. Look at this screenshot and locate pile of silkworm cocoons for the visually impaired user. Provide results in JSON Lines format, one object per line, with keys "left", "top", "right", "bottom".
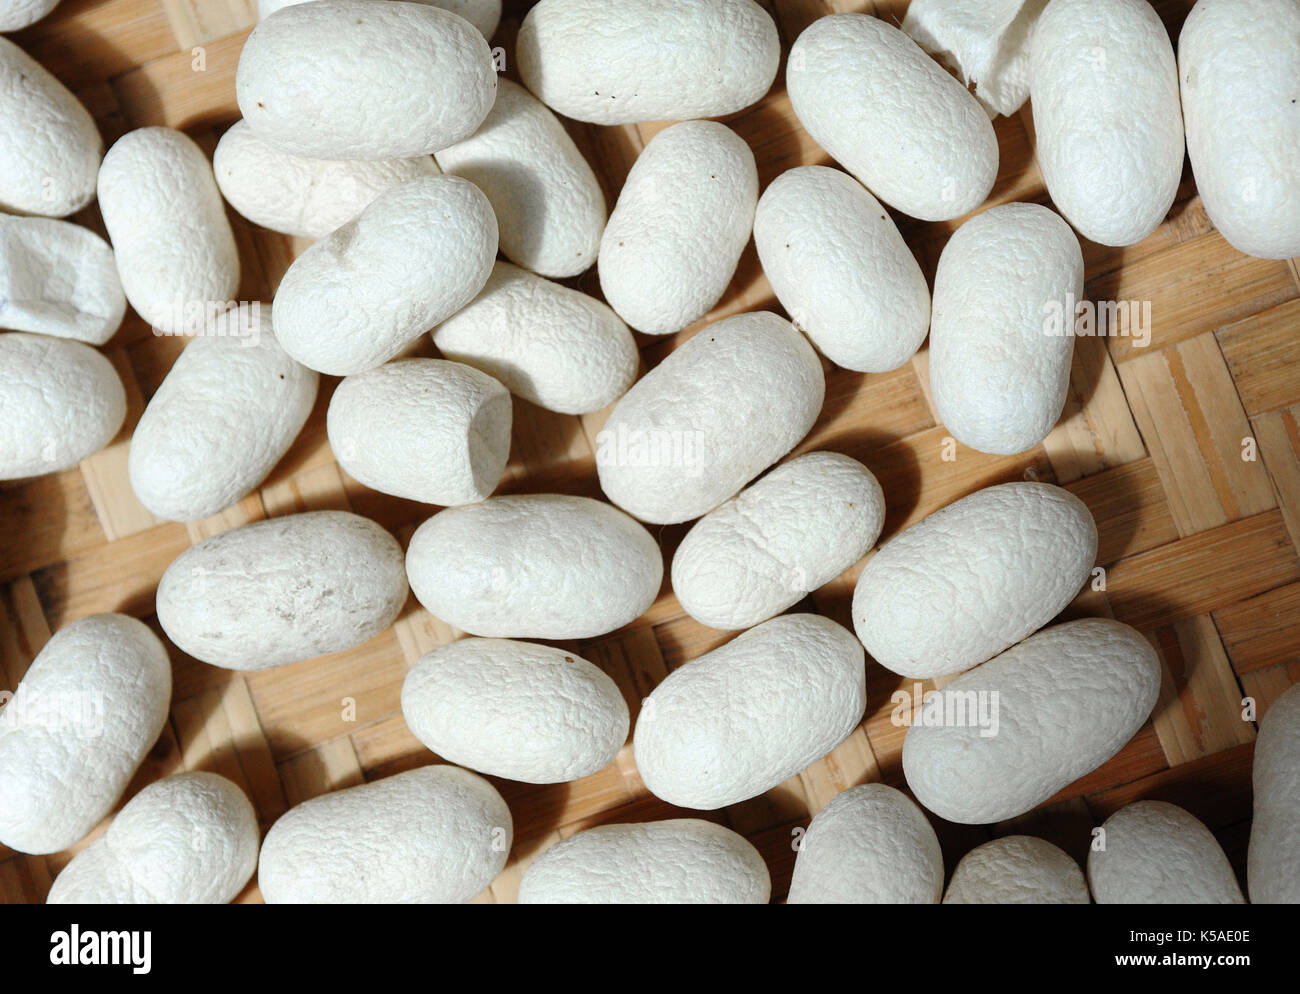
{"left": 0, "top": 0, "right": 1296, "bottom": 905}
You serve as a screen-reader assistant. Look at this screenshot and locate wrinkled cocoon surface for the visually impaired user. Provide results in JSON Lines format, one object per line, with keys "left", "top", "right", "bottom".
{"left": 787, "top": 14, "right": 997, "bottom": 222}
{"left": 518, "top": 819, "right": 770, "bottom": 904}
{"left": 0, "top": 332, "right": 125, "bottom": 480}
{"left": 273, "top": 175, "right": 496, "bottom": 375}
{"left": 257, "top": 0, "right": 502, "bottom": 39}
{"left": 672, "top": 452, "right": 885, "bottom": 631}
{"left": 787, "top": 785, "right": 943, "bottom": 904}
{"left": 930, "top": 203, "right": 1083, "bottom": 455}
{"left": 0, "top": 36, "right": 101, "bottom": 217}
{"left": 943, "top": 836, "right": 1090, "bottom": 904}
{"left": 436, "top": 79, "right": 605, "bottom": 279}
{"left": 903, "top": 619, "right": 1161, "bottom": 824}
{"left": 517, "top": 0, "right": 779, "bottom": 125}
{"left": 157, "top": 511, "right": 407, "bottom": 670}
{"left": 327, "top": 358, "right": 510, "bottom": 506}
{"left": 258, "top": 765, "right": 511, "bottom": 903}
{"left": 237, "top": 0, "right": 497, "bottom": 159}
{"left": 597, "top": 311, "right": 824, "bottom": 525}
{"left": 0, "top": 614, "right": 171, "bottom": 855}
{"left": 635, "top": 614, "right": 866, "bottom": 810}
{"left": 754, "top": 166, "right": 930, "bottom": 372}
{"left": 1249, "top": 681, "right": 1300, "bottom": 903}
{"left": 0, "top": 215, "right": 125, "bottom": 344}
{"left": 406, "top": 494, "right": 662, "bottom": 639}
{"left": 129, "top": 321, "right": 318, "bottom": 521}
{"left": 47, "top": 772, "right": 259, "bottom": 904}
{"left": 599, "top": 121, "right": 757, "bottom": 335}
{"left": 214, "top": 119, "right": 440, "bottom": 239}
{"left": 853, "top": 482, "right": 1097, "bottom": 679}
{"left": 98, "top": 127, "right": 240, "bottom": 334}
{"left": 1179, "top": 0, "right": 1300, "bottom": 260}
{"left": 1029, "top": 0, "right": 1184, "bottom": 246}
{"left": 1089, "top": 801, "right": 1244, "bottom": 904}
{"left": 402, "top": 638, "right": 629, "bottom": 784}
{"left": 433, "top": 261, "right": 638, "bottom": 415}
{"left": 0, "top": 0, "right": 61, "bottom": 31}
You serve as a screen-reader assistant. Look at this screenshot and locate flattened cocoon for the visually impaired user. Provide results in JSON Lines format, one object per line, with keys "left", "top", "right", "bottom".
{"left": 853, "top": 482, "right": 1097, "bottom": 679}
{"left": 943, "top": 836, "right": 1090, "bottom": 904}
{"left": 597, "top": 312, "right": 824, "bottom": 525}
{"left": 1249, "top": 682, "right": 1300, "bottom": 903}
{"left": 0, "top": 332, "right": 126, "bottom": 480}
{"left": 157, "top": 511, "right": 407, "bottom": 670}
{"left": 902, "top": 619, "right": 1161, "bottom": 824}
{"left": 0, "top": 614, "right": 171, "bottom": 855}
{"left": 0, "top": 215, "right": 125, "bottom": 344}
{"left": 258, "top": 765, "right": 511, "bottom": 903}
{"left": 129, "top": 320, "right": 318, "bottom": 521}
{"left": 787, "top": 14, "right": 998, "bottom": 221}
{"left": 634, "top": 614, "right": 866, "bottom": 810}
{"left": 237, "top": 0, "right": 497, "bottom": 159}
{"left": 598, "top": 121, "right": 757, "bottom": 335}
{"left": 0, "top": 36, "right": 101, "bottom": 217}
{"left": 1180, "top": 0, "right": 1300, "bottom": 259}
{"left": 214, "top": 119, "right": 441, "bottom": 239}
{"left": 435, "top": 79, "right": 605, "bottom": 279}
{"left": 98, "top": 127, "right": 240, "bottom": 334}
{"left": 273, "top": 175, "right": 497, "bottom": 375}
{"left": 1029, "top": 0, "right": 1183, "bottom": 246}
{"left": 433, "top": 261, "right": 638, "bottom": 415}
{"left": 930, "top": 203, "right": 1083, "bottom": 455}
{"left": 516, "top": 0, "right": 779, "bottom": 125}
{"left": 518, "top": 819, "right": 770, "bottom": 904}
{"left": 787, "top": 784, "right": 943, "bottom": 904}
{"left": 406, "top": 495, "right": 662, "bottom": 639}
{"left": 1089, "top": 801, "right": 1244, "bottom": 904}
{"left": 672, "top": 452, "right": 885, "bottom": 630}
{"left": 401, "top": 638, "right": 629, "bottom": 784}
{"left": 754, "top": 166, "right": 930, "bottom": 372}
{"left": 47, "top": 772, "right": 259, "bottom": 904}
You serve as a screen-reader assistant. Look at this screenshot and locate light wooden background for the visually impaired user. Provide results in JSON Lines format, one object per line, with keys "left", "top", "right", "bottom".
{"left": 1, "top": 0, "right": 1297, "bottom": 903}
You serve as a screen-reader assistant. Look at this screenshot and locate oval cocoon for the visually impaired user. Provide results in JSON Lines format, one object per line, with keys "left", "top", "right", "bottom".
{"left": 98, "top": 127, "right": 240, "bottom": 334}
{"left": 0, "top": 36, "right": 101, "bottom": 217}
{"left": 1179, "top": 0, "right": 1300, "bottom": 259}
{"left": 401, "top": 638, "right": 629, "bottom": 783}
{"left": 47, "top": 772, "right": 259, "bottom": 904}
{"left": 0, "top": 0, "right": 61, "bottom": 32}
{"left": 516, "top": 0, "right": 779, "bottom": 126}
{"left": 327, "top": 358, "right": 511, "bottom": 505}
{"left": 787, "top": 14, "right": 998, "bottom": 221}
{"left": 0, "top": 332, "right": 126, "bottom": 480}
{"left": 634, "top": 614, "right": 866, "bottom": 810}
{"left": 129, "top": 319, "right": 318, "bottom": 521}
{"left": 518, "top": 819, "right": 770, "bottom": 904}
{"left": 273, "top": 175, "right": 497, "bottom": 375}
{"left": 902, "top": 618, "right": 1161, "bottom": 824}
{"left": 258, "top": 765, "right": 511, "bottom": 903}
{"left": 0, "top": 614, "right": 171, "bottom": 855}
{"left": 853, "top": 482, "right": 1097, "bottom": 679}
{"left": 435, "top": 79, "right": 605, "bottom": 279}
{"left": 672, "top": 452, "right": 885, "bottom": 630}
{"left": 259, "top": 1, "right": 502, "bottom": 40}
{"left": 787, "top": 784, "right": 943, "bottom": 904}
{"left": 598, "top": 121, "right": 757, "bottom": 335}
{"left": 214, "top": 119, "right": 440, "bottom": 239}
{"left": 157, "top": 511, "right": 407, "bottom": 670}
{"left": 943, "top": 836, "right": 1090, "bottom": 904}
{"left": 1248, "top": 681, "right": 1300, "bottom": 903}
{"left": 930, "top": 203, "right": 1083, "bottom": 455}
{"left": 1029, "top": 0, "right": 1183, "bottom": 246}
{"left": 406, "top": 494, "right": 662, "bottom": 639}
{"left": 433, "top": 261, "right": 638, "bottom": 415}
{"left": 754, "top": 166, "right": 930, "bottom": 372}
{"left": 597, "top": 311, "right": 824, "bottom": 525}
{"left": 1089, "top": 801, "right": 1244, "bottom": 904}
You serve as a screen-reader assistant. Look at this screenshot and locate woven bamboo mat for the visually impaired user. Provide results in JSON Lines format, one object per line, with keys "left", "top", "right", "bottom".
{"left": 1, "top": 0, "right": 1298, "bottom": 904}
